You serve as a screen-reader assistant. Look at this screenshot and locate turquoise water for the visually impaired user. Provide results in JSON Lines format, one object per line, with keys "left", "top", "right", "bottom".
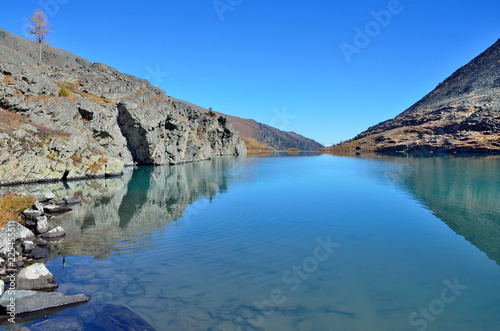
{"left": 9, "top": 154, "right": 500, "bottom": 330}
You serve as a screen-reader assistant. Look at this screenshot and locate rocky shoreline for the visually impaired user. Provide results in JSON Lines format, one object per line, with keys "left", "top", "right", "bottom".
{"left": 0, "top": 191, "right": 156, "bottom": 330}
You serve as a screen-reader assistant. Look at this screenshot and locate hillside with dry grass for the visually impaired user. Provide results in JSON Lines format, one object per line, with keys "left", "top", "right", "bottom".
{"left": 176, "top": 100, "right": 323, "bottom": 151}
{"left": 322, "top": 39, "right": 500, "bottom": 154}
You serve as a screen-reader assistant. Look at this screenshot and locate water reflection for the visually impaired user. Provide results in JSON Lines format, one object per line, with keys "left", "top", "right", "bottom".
{"left": 383, "top": 155, "right": 500, "bottom": 265}
{"left": 2, "top": 157, "right": 246, "bottom": 259}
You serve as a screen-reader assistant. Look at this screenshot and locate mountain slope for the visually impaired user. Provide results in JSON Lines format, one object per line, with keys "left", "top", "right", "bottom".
{"left": 0, "top": 28, "right": 245, "bottom": 185}
{"left": 323, "top": 39, "right": 500, "bottom": 154}
{"left": 176, "top": 100, "right": 324, "bottom": 151}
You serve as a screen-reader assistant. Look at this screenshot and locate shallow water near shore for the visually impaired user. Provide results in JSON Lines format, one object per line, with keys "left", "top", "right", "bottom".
{"left": 3, "top": 153, "right": 500, "bottom": 330}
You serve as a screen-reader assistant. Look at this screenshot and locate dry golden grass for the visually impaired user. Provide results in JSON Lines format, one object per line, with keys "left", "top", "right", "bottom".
{"left": 0, "top": 108, "right": 69, "bottom": 139}
{"left": 0, "top": 193, "right": 36, "bottom": 227}
{"left": 240, "top": 136, "right": 273, "bottom": 151}
{"left": 56, "top": 82, "right": 115, "bottom": 106}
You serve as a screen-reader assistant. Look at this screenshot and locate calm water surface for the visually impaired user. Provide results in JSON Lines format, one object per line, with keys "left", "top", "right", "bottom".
{"left": 6, "top": 153, "right": 500, "bottom": 330}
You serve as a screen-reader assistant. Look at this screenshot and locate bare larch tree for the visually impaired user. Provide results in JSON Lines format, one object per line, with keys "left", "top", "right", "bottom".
{"left": 27, "top": 9, "right": 53, "bottom": 66}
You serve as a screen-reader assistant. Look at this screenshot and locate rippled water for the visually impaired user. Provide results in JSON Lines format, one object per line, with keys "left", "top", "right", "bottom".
{"left": 5, "top": 153, "right": 500, "bottom": 330}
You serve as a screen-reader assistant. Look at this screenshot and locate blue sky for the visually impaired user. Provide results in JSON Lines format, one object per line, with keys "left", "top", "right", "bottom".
{"left": 2, "top": 1, "right": 499, "bottom": 146}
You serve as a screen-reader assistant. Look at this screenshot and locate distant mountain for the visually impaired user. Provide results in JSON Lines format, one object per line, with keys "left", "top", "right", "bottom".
{"left": 176, "top": 100, "right": 324, "bottom": 151}
{"left": 322, "top": 39, "right": 500, "bottom": 154}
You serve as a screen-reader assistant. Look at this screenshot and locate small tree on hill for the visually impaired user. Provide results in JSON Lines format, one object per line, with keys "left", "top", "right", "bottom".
{"left": 207, "top": 107, "right": 216, "bottom": 118}
{"left": 27, "top": 9, "right": 53, "bottom": 66}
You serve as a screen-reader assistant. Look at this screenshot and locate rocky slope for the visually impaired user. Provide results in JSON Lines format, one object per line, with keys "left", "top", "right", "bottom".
{"left": 177, "top": 99, "right": 324, "bottom": 151}
{"left": 0, "top": 28, "right": 246, "bottom": 185}
{"left": 323, "top": 39, "right": 500, "bottom": 154}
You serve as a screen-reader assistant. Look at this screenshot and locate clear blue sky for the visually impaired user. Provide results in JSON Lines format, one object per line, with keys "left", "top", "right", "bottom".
{"left": 2, "top": 1, "right": 499, "bottom": 146}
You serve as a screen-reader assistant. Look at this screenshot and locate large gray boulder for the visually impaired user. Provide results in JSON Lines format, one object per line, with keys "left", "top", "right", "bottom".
{"left": 16, "top": 263, "right": 58, "bottom": 291}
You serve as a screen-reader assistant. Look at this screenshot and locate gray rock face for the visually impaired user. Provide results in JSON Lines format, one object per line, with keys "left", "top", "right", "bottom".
{"left": 0, "top": 28, "right": 246, "bottom": 185}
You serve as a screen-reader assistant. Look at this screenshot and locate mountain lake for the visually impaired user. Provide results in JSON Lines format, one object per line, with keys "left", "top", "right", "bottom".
{"left": 1, "top": 153, "right": 500, "bottom": 331}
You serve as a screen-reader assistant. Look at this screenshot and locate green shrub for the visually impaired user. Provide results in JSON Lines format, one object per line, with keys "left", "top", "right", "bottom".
{"left": 59, "top": 86, "right": 70, "bottom": 97}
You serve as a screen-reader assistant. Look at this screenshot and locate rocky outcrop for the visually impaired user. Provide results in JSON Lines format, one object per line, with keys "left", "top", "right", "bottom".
{"left": 323, "top": 39, "right": 500, "bottom": 154}
{"left": 0, "top": 28, "right": 246, "bottom": 185}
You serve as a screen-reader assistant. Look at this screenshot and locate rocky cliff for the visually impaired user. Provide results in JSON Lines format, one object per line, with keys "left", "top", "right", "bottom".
{"left": 323, "top": 39, "right": 500, "bottom": 154}
{"left": 177, "top": 99, "right": 324, "bottom": 151}
{"left": 0, "top": 28, "right": 246, "bottom": 185}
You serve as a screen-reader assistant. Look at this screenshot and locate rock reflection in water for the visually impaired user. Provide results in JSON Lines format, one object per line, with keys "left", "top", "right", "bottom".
{"left": 384, "top": 155, "right": 500, "bottom": 265}
{"left": 2, "top": 156, "right": 244, "bottom": 259}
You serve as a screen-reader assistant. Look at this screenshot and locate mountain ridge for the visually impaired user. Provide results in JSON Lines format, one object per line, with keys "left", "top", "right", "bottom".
{"left": 322, "top": 38, "right": 500, "bottom": 154}
{"left": 176, "top": 99, "right": 324, "bottom": 151}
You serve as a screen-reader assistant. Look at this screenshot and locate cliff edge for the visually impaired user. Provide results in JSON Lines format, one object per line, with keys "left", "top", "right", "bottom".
{"left": 0, "top": 28, "right": 246, "bottom": 185}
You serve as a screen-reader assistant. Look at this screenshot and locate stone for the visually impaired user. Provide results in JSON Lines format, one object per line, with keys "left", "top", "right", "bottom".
{"left": 33, "top": 200, "right": 44, "bottom": 212}
{"left": 23, "top": 240, "right": 36, "bottom": 252}
{"left": 22, "top": 208, "right": 43, "bottom": 219}
{"left": 44, "top": 205, "right": 73, "bottom": 214}
{"left": 0, "top": 221, "right": 35, "bottom": 254}
{"left": 33, "top": 238, "right": 48, "bottom": 246}
{"left": 16, "top": 263, "right": 58, "bottom": 291}
{"left": 31, "top": 246, "right": 49, "bottom": 259}
{"left": 41, "top": 226, "right": 66, "bottom": 238}
{"left": 35, "top": 215, "right": 49, "bottom": 234}
{"left": 63, "top": 196, "right": 82, "bottom": 205}
{"left": 34, "top": 192, "right": 56, "bottom": 202}
{"left": 0, "top": 290, "right": 89, "bottom": 314}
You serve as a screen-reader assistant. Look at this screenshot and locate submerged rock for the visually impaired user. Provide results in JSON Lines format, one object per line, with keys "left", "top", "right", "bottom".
{"left": 86, "top": 303, "right": 157, "bottom": 331}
